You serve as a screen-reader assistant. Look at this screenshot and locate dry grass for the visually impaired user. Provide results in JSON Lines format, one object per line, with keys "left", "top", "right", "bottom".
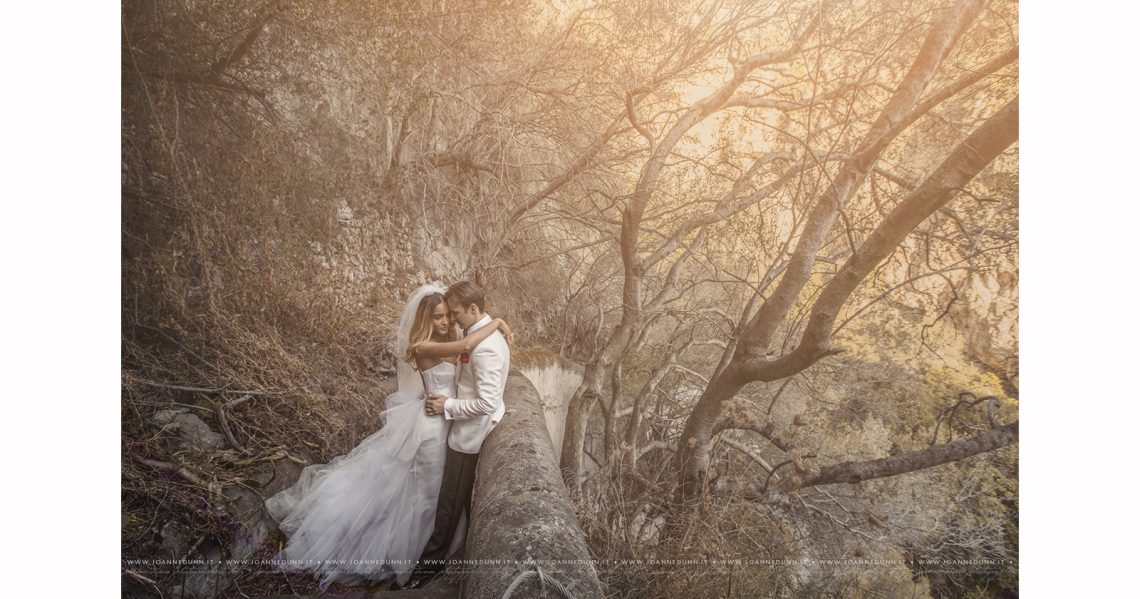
{"left": 573, "top": 459, "right": 804, "bottom": 598}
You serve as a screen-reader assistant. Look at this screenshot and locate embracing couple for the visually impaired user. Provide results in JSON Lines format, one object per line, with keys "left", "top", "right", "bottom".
{"left": 264, "top": 280, "right": 511, "bottom": 591}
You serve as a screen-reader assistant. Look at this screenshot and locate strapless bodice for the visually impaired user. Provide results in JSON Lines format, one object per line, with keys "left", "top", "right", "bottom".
{"left": 420, "top": 361, "right": 457, "bottom": 397}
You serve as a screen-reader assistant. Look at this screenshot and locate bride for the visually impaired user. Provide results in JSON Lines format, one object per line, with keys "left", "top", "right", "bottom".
{"left": 264, "top": 282, "right": 511, "bottom": 590}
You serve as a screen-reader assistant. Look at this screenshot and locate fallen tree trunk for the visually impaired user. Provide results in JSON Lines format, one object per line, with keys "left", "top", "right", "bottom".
{"left": 464, "top": 373, "right": 605, "bottom": 599}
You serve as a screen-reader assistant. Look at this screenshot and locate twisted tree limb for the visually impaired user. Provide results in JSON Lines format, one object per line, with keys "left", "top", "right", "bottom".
{"left": 799, "top": 420, "right": 1018, "bottom": 488}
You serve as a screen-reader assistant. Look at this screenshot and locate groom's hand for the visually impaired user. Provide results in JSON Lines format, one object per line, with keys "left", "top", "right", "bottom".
{"left": 426, "top": 393, "right": 447, "bottom": 417}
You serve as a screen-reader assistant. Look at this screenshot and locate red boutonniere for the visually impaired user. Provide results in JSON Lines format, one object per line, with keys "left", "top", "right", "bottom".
{"left": 460, "top": 352, "right": 470, "bottom": 364}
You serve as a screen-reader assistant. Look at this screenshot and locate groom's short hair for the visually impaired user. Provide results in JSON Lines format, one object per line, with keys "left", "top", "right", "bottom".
{"left": 445, "top": 280, "right": 485, "bottom": 311}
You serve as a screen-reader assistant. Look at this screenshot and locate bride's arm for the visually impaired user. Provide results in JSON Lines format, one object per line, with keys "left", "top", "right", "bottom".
{"left": 413, "top": 318, "right": 510, "bottom": 359}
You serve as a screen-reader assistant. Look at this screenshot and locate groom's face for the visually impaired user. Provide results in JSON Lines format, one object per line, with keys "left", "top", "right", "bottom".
{"left": 447, "top": 297, "right": 479, "bottom": 330}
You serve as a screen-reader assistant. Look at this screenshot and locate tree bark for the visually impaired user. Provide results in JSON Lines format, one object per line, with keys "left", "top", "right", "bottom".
{"left": 774, "top": 96, "right": 1019, "bottom": 371}
{"left": 673, "top": 0, "right": 996, "bottom": 508}
{"left": 711, "top": 420, "right": 1019, "bottom": 499}
{"left": 561, "top": 18, "right": 821, "bottom": 492}
{"left": 800, "top": 421, "right": 1018, "bottom": 489}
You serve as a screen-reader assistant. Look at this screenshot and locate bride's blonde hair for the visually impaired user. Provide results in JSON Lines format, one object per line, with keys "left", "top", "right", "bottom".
{"left": 404, "top": 292, "right": 455, "bottom": 363}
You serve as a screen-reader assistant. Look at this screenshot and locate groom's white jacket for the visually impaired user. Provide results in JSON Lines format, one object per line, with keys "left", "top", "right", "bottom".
{"left": 443, "top": 313, "right": 510, "bottom": 454}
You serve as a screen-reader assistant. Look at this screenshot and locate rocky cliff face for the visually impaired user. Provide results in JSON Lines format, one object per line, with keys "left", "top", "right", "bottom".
{"left": 951, "top": 269, "right": 1019, "bottom": 392}
{"left": 306, "top": 202, "right": 470, "bottom": 313}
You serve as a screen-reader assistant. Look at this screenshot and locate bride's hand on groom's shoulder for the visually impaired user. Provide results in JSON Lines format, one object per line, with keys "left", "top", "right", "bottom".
{"left": 496, "top": 318, "right": 513, "bottom": 345}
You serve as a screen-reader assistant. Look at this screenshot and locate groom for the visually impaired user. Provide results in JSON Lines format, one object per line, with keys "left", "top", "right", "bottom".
{"left": 403, "top": 280, "right": 510, "bottom": 590}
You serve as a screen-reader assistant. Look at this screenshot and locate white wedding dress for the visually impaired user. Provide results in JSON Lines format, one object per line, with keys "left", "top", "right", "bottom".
{"left": 265, "top": 361, "right": 466, "bottom": 590}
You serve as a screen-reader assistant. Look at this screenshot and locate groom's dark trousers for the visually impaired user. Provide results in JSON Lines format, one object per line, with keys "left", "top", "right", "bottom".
{"left": 416, "top": 445, "right": 480, "bottom": 573}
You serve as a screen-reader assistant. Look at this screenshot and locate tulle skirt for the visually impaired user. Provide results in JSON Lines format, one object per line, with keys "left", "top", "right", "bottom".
{"left": 264, "top": 390, "right": 465, "bottom": 589}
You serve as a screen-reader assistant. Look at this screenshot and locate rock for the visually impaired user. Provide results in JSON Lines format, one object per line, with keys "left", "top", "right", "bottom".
{"left": 152, "top": 408, "right": 187, "bottom": 424}
{"left": 160, "top": 520, "right": 190, "bottom": 558}
{"left": 152, "top": 409, "right": 226, "bottom": 452}
{"left": 176, "top": 413, "right": 226, "bottom": 451}
{"left": 336, "top": 200, "right": 354, "bottom": 224}
{"left": 182, "top": 538, "right": 225, "bottom": 598}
